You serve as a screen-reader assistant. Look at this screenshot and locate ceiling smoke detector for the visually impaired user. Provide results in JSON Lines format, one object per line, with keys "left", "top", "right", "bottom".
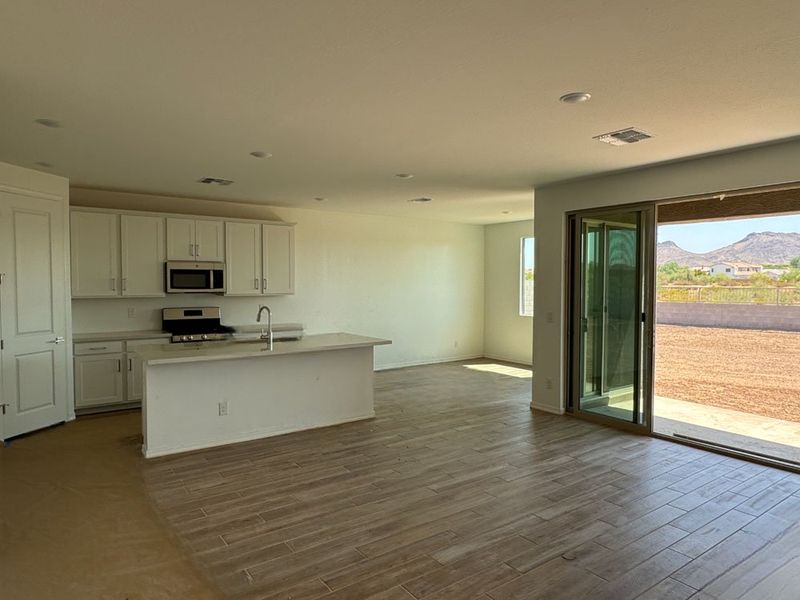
{"left": 197, "top": 177, "right": 234, "bottom": 186}
{"left": 395, "top": 173, "right": 414, "bottom": 179}
{"left": 408, "top": 197, "right": 432, "bottom": 204}
{"left": 593, "top": 127, "right": 653, "bottom": 146}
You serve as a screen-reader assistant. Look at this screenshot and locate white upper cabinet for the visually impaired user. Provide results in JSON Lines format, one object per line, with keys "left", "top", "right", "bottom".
{"left": 121, "top": 214, "right": 165, "bottom": 297}
{"left": 70, "top": 208, "right": 292, "bottom": 300}
{"left": 195, "top": 220, "right": 225, "bottom": 261}
{"left": 70, "top": 211, "right": 120, "bottom": 297}
{"left": 263, "top": 224, "right": 295, "bottom": 295}
{"left": 225, "top": 222, "right": 262, "bottom": 295}
{"left": 166, "top": 218, "right": 195, "bottom": 260}
{"left": 166, "top": 218, "right": 224, "bottom": 261}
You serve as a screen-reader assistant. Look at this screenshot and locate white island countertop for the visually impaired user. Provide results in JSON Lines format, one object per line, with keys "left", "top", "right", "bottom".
{"left": 135, "top": 332, "right": 391, "bottom": 366}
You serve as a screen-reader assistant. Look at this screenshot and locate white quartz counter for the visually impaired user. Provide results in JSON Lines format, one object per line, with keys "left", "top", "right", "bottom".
{"left": 135, "top": 332, "right": 391, "bottom": 366}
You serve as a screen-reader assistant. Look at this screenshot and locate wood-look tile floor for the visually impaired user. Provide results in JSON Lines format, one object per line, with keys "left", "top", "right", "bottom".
{"left": 143, "top": 360, "right": 800, "bottom": 600}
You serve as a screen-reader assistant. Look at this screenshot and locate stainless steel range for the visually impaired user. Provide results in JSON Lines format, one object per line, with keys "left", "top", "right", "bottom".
{"left": 162, "top": 307, "right": 235, "bottom": 343}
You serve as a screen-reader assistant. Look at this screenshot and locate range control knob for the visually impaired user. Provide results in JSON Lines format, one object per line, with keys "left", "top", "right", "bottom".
{"left": 201, "top": 334, "right": 209, "bottom": 340}
{"left": 181, "top": 335, "right": 190, "bottom": 342}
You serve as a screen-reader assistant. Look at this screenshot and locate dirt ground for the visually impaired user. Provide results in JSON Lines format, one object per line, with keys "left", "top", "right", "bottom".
{"left": 655, "top": 324, "right": 800, "bottom": 423}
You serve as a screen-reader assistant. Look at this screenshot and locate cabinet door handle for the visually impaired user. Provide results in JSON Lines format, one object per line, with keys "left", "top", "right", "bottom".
{"left": 262, "top": 278, "right": 267, "bottom": 292}
{"left": 195, "top": 243, "right": 200, "bottom": 257}
{"left": 48, "top": 337, "right": 66, "bottom": 344}
{"left": 110, "top": 277, "right": 116, "bottom": 291}
{"left": 128, "top": 358, "right": 133, "bottom": 371}
{"left": 254, "top": 278, "right": 258, "bottom": 290}
{"left": 116, "top": 359, "right": 122, "bottom": 372}
{"left": 88, "top": 345, "right": 107, "bottom": 350}
{"left": 122, "top": 278, "right": 127, "bottom": 291}
{"left": 189, "top": 242, "right": 194, "bottom": 256}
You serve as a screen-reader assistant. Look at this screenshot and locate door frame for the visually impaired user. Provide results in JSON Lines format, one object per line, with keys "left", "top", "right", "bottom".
{"left": 565, "top": 202, "right": 657, "bottom": 435}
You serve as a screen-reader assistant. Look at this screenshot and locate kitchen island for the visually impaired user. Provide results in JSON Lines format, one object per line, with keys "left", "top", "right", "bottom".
{"left": 135, "top": 333, "right": 391, "bottom": 458}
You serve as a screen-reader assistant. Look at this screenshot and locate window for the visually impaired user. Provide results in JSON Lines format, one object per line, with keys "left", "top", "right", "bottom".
{"left": 520, "top": 237, "right": 534, "bottom": 316}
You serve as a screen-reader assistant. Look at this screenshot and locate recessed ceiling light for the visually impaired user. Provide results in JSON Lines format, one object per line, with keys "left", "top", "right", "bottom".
{"left": 34, "top": 118, "right": 62, "bottom": 128}
{"left": 313, "top": 197, "right": 326, "bottom": 202}
{"left": 408, "top": 197, "right": 432, "bottom": 204}
{"left": 395, "top": 173, "right": 414, "bottom": 179}
{"left": 34, "top": 161, "right": 54, "bottom": 169}
{"left": 559, "top": 92, "right": 592, "bottom": 104}
{"left": 250, "top": 151, "right": 272, "bottom": 159}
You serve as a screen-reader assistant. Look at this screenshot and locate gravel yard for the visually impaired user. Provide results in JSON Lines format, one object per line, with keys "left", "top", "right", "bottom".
{"left": 655, "top": 324, "right": 800, "bottom": 423}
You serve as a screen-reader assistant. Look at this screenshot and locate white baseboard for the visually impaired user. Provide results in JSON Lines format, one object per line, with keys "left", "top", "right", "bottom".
{"left": 530, "top": 401, "right": 564, "bottom": 415}
{"left": 483, "top": 353, "right": 533, "bottom": 367}
{"left": 375, "top": 353, "right": 484, "bottom": 371}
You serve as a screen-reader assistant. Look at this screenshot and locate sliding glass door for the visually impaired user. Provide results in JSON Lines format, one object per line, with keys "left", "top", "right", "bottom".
{"left": 568, "top": 207, "right": 654, "bottom": 431}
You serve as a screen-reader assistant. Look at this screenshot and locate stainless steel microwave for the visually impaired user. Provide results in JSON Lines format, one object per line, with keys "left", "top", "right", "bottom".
{"left": 165, "top": 261, "right": 225, "bottom": 293}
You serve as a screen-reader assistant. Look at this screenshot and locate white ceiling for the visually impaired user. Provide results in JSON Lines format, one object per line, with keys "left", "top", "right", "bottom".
{"left": 2, "top": 1, "right": 800, "bottom": 224}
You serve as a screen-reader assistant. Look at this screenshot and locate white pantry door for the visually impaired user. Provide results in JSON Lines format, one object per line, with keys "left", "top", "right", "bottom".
{"left": 0, "top": 190, "right": 69, "bottom": 439}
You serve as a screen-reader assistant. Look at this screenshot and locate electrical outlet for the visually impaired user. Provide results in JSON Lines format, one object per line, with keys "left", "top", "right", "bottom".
{"left": 545, "top": 378, "right": 553, "bottom": 390}
{"left": 546, "top": 311, "right": 554, "bottom": 324}
{"left": 218, "top": 401, "right": 229, "bottom": 416}
{"left": 127, "top": 307, "right": 136, "bottom": 318}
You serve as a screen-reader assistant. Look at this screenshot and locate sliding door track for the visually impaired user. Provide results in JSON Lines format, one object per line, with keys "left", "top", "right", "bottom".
{"left": 666, "top": 432, "right": 800, "bottom": 473}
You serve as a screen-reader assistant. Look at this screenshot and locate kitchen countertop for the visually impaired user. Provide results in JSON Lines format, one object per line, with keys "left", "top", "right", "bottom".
{"left": 134, "top": 333, "right": 391, "bottom": 366}
{"left": 73, "top": 330, "right": 172, "bottom": 343}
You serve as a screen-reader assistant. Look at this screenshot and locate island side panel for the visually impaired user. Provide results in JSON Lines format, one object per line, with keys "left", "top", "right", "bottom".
{"left": 142, "top": 346, "right": 375, "bottom": 458}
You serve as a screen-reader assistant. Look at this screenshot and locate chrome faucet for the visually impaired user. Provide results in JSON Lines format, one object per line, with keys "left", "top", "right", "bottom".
{"left": 256, "top": 304, "right": 273, "bottom": 350}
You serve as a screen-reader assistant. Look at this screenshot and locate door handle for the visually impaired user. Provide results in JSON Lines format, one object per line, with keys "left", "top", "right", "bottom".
{"left": 48, "top": 336, "right": 66, "bottom": 344}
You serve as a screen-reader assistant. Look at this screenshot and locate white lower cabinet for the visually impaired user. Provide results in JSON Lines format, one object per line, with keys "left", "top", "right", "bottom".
{"left": 125, "top": 338, "right": 170, "bottom": 402}
{"left": 74, "top": 337, "right": 169, "bottom": 411}
{"left": 74, "top": 353, "right": 124, "bottom": 408}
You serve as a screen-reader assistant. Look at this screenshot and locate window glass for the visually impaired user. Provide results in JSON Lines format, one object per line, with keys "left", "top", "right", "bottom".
{"left": 520, "top": 237, "right": 534, "bottom": 316}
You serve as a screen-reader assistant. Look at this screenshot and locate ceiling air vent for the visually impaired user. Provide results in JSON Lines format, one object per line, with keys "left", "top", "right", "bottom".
{"left": 197, "top": 177, "right": 234, "bottom": 186}
{"left": 593, "top": 127, "right": 653, "bottom": 146}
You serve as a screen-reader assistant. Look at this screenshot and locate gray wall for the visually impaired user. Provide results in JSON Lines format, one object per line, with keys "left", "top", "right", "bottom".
{"left": 657, "top": 302, "right": 800, "bottom": 332}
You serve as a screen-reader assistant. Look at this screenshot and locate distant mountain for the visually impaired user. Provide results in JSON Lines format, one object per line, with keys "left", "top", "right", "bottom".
{"left": 657, "top": 232, "right": 800, "bottom": 266}
{"left": 656, "top": 240, "right": 708, "bottom": 267}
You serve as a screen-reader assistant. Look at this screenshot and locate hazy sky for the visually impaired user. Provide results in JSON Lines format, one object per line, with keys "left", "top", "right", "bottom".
{"left": 523, "top": 236, "right": 534, "bottom": 268}
{"left": 658, "top": 214, "right": 800, "bottom": 253}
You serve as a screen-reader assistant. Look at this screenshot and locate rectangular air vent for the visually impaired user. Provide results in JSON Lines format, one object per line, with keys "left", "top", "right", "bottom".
{"left": 593, "top": 127, "right": 653, "bottom": 146}
{"left": 197, "top": 177, "right": 234, "bottom": 186}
